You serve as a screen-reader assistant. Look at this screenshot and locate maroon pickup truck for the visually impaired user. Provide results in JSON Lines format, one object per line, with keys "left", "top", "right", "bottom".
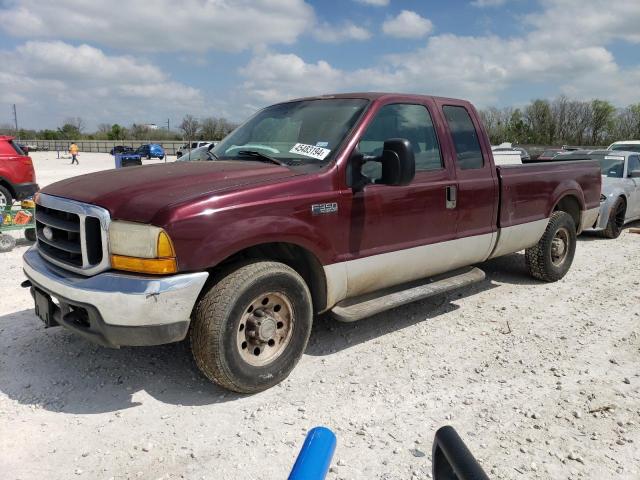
{"left": 23, "top": 93, "right": 601, "bottom": 393}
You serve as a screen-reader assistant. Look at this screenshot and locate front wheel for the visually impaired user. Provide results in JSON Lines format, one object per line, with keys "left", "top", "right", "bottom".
{"left": 190, "top": 261, "right": 313, "bottom": 393}
{"left": 0, "top": 185, "right": 12, "bottom": 209}
{"left": 525, "top": 211, "right": 576, "bottom": 282}
{"left": 599, "top": 198, "right": 625, "bottom": 239}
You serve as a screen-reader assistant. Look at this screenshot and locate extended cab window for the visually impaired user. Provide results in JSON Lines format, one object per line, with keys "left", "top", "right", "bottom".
{"left": 443, "top": 105, "right": 484, "bottom": 170}
{"left": 358, "top": 104, "right": 443, "bottom": 174}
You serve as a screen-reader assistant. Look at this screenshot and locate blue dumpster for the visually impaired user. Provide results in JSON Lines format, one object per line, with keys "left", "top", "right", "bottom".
{"left": 115, "top": 153, "right": 142, "bottom": 168}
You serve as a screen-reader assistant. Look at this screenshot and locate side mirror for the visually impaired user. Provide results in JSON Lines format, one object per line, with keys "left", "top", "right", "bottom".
{"left": 376, "top": 138, "right": 415, "bottom": 186}
{"left": 629, "top": 169, "right": 640, "bottom": 178}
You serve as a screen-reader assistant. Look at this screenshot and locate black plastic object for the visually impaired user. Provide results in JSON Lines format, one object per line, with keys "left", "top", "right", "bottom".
{"left": 432, "top": 426, "right": 490, "bottom": 480}
{"left": 378, "top": 138, "right": 415, "bottom": 186}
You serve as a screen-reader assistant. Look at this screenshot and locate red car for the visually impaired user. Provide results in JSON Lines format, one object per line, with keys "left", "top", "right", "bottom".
{"left": 0, "top": 136, "right": 38, "bottom": 207}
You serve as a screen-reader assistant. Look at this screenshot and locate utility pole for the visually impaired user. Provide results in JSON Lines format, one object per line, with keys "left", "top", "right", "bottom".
{"left": 166, "top": 118, "right": 170, "bottom": 131}
{"left": 12, "top": 104, "right": 18, "bottom": 133}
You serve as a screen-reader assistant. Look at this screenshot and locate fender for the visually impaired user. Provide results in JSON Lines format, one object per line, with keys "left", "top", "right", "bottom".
{"left": 168, "top": 212, "right": 337, "bottom": 272}
{"left": 548, "top": 182, "right": 585, "bottom": 216}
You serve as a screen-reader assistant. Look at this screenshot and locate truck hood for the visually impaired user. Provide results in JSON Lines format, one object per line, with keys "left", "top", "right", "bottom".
{"left": 41, "top": 161, "right": 299, "bottom": 223}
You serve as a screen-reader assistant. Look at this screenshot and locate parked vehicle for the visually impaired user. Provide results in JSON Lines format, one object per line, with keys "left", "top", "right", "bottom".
{"left": 176, "top": 141, "right": 214, "bottom": 159}
{"left": 561, "top": 150, "right": 640, "bottom": 238}
{"left": 535, "top": 148, "right": 565, "bottom": 161}
{"left": 135, "top": 143, "right": 165, "bottom": 159}
{"left": 23, "top": 93, "right": 601, "bottom": 393}
{"left": 492, "top": 142, "right": 530, "bottom": 162}
{"left": 608, "top": 140, "right": 640, "bottom": 153}
{"left": 110, "top": 145, "right": 135, "bottom": 156}
{"left": 0, "top": 136, "right": 38, "bottom": 208}
{"left": 176, "top": 144, "right": 217, "bottom": 162}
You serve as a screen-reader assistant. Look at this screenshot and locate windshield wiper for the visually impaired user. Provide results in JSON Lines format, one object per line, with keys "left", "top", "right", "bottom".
{"left": 236, "top": 150, "right": 288, "bottom": 167}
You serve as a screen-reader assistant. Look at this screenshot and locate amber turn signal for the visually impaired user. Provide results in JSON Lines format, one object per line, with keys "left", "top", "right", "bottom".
{"left": 157, "top": 231, "right": 176, "bottom": 257}
{"left": 111, "top": 255, "right": 178, "bottom": 275}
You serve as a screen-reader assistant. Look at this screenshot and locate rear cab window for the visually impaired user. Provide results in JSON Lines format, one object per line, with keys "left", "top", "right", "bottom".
{"left": 442, "top": 105, "right": 484, "bottom": 170}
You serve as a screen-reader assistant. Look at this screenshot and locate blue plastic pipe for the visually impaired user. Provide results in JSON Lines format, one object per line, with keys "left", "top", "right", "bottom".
{"left": 288, "top": 426, "right": 337, "bottom": 480}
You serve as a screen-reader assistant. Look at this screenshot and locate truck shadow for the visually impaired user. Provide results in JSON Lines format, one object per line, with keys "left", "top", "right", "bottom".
{"left": 0, "top": 251, "right": 547, "bottom": 413}
{"left": 306, "top": 275, "right": 499, "bottom": 356}
{"left": 0, "top": 309, "right": 240, "bottom": 415}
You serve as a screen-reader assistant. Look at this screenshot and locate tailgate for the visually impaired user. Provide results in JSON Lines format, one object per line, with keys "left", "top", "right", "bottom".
{"left": 496, "top": 160, "right": 601, "bottom": 228}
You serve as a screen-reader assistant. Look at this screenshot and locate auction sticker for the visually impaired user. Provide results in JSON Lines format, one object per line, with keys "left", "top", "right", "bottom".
{"left": 289, "top": 143, "right": 331, "bottom": 160}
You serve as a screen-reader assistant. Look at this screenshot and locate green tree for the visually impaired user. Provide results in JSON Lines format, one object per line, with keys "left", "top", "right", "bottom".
{"left": 107, "top": 124, "right": 127, "bottom": 140}
{"left": 590, "top": 99, "right": 615, "bottom": 145}
{"left": 57, "top": 123, "right": 81, "bottom": 139}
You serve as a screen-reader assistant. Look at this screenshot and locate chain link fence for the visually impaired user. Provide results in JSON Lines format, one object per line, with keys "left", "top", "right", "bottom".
{"left": 23, "top": 140, "right": 189, "bottom": 155}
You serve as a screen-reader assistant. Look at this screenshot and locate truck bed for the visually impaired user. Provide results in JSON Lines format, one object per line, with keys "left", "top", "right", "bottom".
{"left": 496, "top": 160, "right": 601, "bottom": 228}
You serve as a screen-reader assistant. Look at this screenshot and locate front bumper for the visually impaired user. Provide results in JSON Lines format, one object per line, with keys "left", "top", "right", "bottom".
{"left": 583, "top": 203, "right": 612, "bottom": 232}
{"left": 23, "top": 247, "right": 208, "bottom": 347}
{"left": 13, "top": 182, "right": 39, "bottom": 200}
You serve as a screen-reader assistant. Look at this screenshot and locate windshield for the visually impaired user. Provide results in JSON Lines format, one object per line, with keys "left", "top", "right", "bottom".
{"left": 610, "top": 144, "right": 640, "bottom": 153}
{"left": 212, "top": 99, "right": 368, "bottom": 166}
{"left": 541, "top": 150, "right": 560, "bottom": 157}
{"left": 598, "top": 155, "right": 625, "bottom": 177}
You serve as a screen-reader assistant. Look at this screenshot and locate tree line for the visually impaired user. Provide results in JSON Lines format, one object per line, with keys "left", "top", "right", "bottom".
{"left": 479, "top": 96, "right": 640, "bottom": 146}
{"left": 0, "top": 115, "right": 238, "bottom": 142}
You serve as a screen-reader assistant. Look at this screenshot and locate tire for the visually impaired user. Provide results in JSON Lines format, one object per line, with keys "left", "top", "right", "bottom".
{"left": 147, "top": 154, "right": 151, "bottom": 160}
{"left": 0, "top": 234, "right": 16, "bottom": 252}
{"left": 24, "top": 228, "right": 36, "bottom": 242}
{"left": 599, "top": 197, "right": 626, "bottom": 239}
{"left": 190, "top": 261, "right": 313, "bottom": 393}
{"left": 525, "top": 211, "right": 576, "bottom": 282}
{"left": 0, "top": 185, "right": 12, "bottom": 209}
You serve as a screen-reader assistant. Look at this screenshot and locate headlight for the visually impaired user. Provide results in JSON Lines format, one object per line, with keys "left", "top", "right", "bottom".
{"left": 108, "top": 221, "right": 177, "bottom": 274}
{"left": 600, "top": 194, "right": 607, "bottom": 202}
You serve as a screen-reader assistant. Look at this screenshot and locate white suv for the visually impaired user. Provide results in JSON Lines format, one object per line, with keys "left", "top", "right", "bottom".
{"left": 176, "top": 141, "right": 216, "bottom": 158}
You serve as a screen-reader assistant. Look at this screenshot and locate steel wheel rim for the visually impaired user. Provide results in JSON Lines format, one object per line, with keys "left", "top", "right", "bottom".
{"left": 551, "top": 227, "right": 570, "bottom": 266}
{"left": 236, "top": 292, "right": 294, "bottom": 367}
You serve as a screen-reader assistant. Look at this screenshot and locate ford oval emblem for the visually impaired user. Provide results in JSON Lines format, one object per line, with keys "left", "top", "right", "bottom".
{"left": 42, "top": 226, "right": 53, "bottom": 241}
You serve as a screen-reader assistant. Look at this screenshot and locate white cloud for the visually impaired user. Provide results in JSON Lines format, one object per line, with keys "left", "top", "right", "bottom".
{"left": 0, "top": 0, "right": 315, "bottom": 52}
{"left": 314, "top": 22, "right": 371, "bottom": 43}
{"left": 382, "top": 10, "right": 433, "bottom": 39}
{"left": 240, "top": 1, "right": 640, "bottom": 110}
{"left": 471, "top": 0, "right": 510, "bottom": 7}
{"left": 0, "top": 41, "right": 204, "bottom": 128}
{"left": 354, "top": 0, "right": 390, "bottom": 6}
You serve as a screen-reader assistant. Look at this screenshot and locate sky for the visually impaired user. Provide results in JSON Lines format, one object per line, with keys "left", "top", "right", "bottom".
{"left": 0, "top": 0, "right": 639, "bottom": 130}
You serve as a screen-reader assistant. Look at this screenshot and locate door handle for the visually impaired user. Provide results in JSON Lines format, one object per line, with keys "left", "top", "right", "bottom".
{"left": 446, "top": 185, "right": 457, "bottom": 209}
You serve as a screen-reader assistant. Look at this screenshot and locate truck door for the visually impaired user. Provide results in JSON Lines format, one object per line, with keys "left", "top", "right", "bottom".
{"left": 438, "top": 102, "right": 499, "bottom": 263}
{"left": 342, "top": 101, "right": 459, "bottom": 298}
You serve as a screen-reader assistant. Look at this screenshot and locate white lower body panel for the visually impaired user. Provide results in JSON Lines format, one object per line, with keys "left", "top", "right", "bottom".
{"left": 324, "top": 218, "right": 550, "bottom": 308}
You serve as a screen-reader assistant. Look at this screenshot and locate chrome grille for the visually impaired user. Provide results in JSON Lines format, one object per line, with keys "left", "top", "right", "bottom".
{"left": 35, "top": 193, "right": 111, "bottom": 275}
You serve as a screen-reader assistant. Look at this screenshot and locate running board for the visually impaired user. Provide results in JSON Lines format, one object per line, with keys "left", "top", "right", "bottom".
{"left": 331, "top": 267, "right": 486, "bottom": 322}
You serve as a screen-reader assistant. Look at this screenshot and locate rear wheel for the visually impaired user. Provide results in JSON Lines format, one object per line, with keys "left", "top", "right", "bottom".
{"left": 525, "top": 211, "right": 576, "bottom": 282}
{"left": 0, "top": 185, "right": 12, "bottom": 209}
{"left": 599, "top": 197, "right": 626, "bottom": 239}
{"left": 190, "top": 261, "right": 313, "bottom": 393}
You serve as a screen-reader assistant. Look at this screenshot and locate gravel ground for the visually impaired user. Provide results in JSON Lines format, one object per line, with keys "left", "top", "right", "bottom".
{"left": 1, "top": 152, "right": 639, "bottom": 479}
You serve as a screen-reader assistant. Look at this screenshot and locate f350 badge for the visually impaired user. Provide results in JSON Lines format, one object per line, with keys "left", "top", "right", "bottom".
{"left": 311, "top": 202, "right": 338, "bottom": 215}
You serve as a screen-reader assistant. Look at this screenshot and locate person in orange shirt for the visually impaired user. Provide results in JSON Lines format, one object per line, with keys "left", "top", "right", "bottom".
{"left": 69, "top": 143, "right": 79, "bottom": 165}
